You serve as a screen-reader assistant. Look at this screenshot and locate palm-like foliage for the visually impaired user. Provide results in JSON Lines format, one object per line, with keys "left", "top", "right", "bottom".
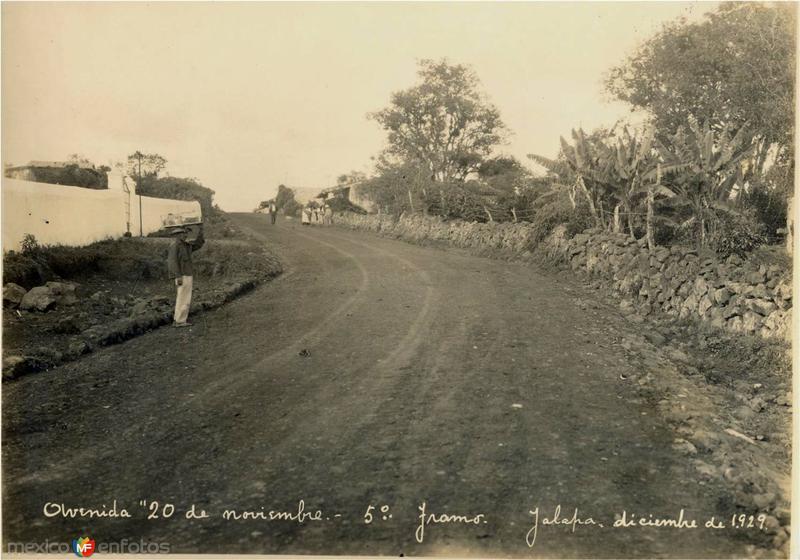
{"left": 530, "top": 120, "right": 755, "bottom": 248}
{"left": 653, "top": 119, "right": 754, "bottom": 246}
{"left": 608, "top": 126, "right": 658, "bottom": 238}
{"left": 531, "top": 127, "right": 670, "bottom": 239}
{"left": 529, "top": 129, "right": 618, "bottom": 228}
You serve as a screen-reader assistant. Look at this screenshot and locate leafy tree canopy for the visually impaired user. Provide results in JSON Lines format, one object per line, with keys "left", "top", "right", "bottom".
{"left": 336, "top": 171, "right": 368, "bottom": 186}
{"left": 605, "top": 3, "right": 795, "bottom": 170}
{"left": 274, "top": 184, "right": 302, "bottom": 217}
{"left": 369, "top": 58, "right": 507, "bottom": 183}
{"left": 127, "top": 151, "right": 168, "bottom": 178}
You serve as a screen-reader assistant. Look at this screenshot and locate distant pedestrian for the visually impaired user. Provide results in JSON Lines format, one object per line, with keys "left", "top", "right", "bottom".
{"left": 324, "top": 204, "right": 333, "bottom": 225}
{"left": 269, "top": 201, "right": 277, "bottom": 225}
{"left": 167, "top": 225, "right": 205, "bottom": 327}
{"left": 301, "top": 206, "right": 311, "bottom": 225}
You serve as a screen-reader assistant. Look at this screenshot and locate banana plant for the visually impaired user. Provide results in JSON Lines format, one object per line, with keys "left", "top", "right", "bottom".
{"left": 606, "top": 126, "right": 658, "bottom": 237}
{"left": 529, "top": 128, "right": 618, "bottom": 229}
{"left": 607, "top": 125, "right": 694, "bottom": 248}
{"left": 652, "top": 119, "right": 754, "bottom": 247}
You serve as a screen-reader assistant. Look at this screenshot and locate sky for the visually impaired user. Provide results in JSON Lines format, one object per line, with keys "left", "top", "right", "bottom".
{"left": 2, "top": 1, "right": 717, "bottom": 211}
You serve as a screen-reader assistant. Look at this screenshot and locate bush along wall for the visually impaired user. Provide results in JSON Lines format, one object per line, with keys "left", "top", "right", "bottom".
{"left": 333, "top": 212, "right": 792, "bottom": 342}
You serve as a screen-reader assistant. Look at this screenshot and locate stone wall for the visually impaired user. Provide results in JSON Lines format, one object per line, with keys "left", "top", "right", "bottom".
{"left": 333, "top": 212, "right": 792, "bottom": 341}
{"left": 557, "top": 228, "right": 791, "bottom": 341}
{"left": 334, "top": 212, "right": 540, "bottom": 254}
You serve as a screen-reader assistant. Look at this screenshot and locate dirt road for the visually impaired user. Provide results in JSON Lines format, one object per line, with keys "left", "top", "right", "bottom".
{"left": 2, "top": 214, "right": 757, "bottom": 557}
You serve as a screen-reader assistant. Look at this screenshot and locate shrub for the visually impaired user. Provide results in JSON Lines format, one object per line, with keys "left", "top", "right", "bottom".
{"left": 136, "top": 176, "right": 216, "bottom": 218}
{"left": 3, "top": 253, "right": 52, "bottom": 289}
{"left": 739, "top": 182, "right": 789, "bottom": 243}
{"left": 282, "top": 198, "right": 303, "bottom": 218}
{"left": 421, "top": 181, "right": 508, "bottom": 222}
{"left": 326, "top": 196, "right": 367, "bottom": 214}
{"left": 564, "top": 202, "right": 595, "bottom": 238}
{"left": 20, "top": 234, "right": 40, "bottom": 256}
{"left": 3, "top": 238, "right": 167, "bottom": 288}
{"left": 707, "top": 209, "right": 768, "bottom": 258}
{"left": 10, "top": 164, "right": 109, "bottom": 189}
{"left": 522, "top": 191, "right": 594, "bottom": 247}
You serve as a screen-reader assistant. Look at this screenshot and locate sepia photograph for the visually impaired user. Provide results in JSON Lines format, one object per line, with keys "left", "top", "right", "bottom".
{"left": 0, "top": 1, "right": 795, "bottom": 558}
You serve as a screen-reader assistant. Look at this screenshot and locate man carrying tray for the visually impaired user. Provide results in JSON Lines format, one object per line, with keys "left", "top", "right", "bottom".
{"left": 167, "top": 223, "right": 205, "bottom": 327}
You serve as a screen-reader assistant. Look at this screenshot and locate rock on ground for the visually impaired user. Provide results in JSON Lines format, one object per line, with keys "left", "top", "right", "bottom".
{"left": 19, "top": 286, "right": 57, "bottom": 312}
{"left": 3, "top": 283, "right": 27, "bottom": 308}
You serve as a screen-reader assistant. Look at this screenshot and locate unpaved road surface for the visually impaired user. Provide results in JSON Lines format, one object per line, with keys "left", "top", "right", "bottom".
{"left": 3, "top": 214, "right": 757, "bottom": 557}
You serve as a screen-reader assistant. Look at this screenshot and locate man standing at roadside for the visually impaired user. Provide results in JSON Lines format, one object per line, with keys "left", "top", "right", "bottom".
{"left": 167, "top": 225, "right": 205, "bottom": 327}
{"left": 269, "top": 201, "right": 277, "bottom": 225}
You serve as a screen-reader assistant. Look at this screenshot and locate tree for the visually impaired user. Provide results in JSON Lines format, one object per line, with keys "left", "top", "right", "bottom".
{"left": 359, "top": 160, "right": 428, "bottom": 216}
{"left": 654, "top": 119, "right": 755, "bottom": 247}
{"left": 336, "top": 171, "right": 368, "bottom": 186}
{"left": 274, "top": 184, "right": 302, "bottom": 217}
{"left": 21, "top": 159, "right": 108, "bottom": 189}
{"left": 369, "top": 59, "right": 507, "bottom": 183}
{"left": 605, "top": 3, "right": 795, "bottom": 174}
{"left": 274, "top": 184, "right": 293, "bottom": 208}
{"left": 529, "top": 129, "right": 618, "bottom": 229}
{"left": 127, "top": 151, "right": 167, "bottom": 179}
{"left": 530, "top": 127, "right": 672, "bottom": 243}
{"left": 477, "top": 156, "right": 537, "bottom": 222}
{"left": 67, "top": 153, "right": 94, "bottom": 167}
{"left": 602, "top": 126, "right": 681, "bottom": 248}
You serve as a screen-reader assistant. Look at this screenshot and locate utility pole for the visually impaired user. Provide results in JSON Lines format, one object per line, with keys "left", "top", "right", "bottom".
{"left": 136, "top": 151, "right": 143, "bottom": 237}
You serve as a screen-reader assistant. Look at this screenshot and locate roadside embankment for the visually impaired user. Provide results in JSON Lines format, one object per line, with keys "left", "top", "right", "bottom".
{"left": 3, "top": 234, "right": 282, "bottom": 380}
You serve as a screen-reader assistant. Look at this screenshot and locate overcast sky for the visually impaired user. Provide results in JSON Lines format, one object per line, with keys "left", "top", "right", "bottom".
{"left": 2, "top": 2, "right": 715, "bottom": 211}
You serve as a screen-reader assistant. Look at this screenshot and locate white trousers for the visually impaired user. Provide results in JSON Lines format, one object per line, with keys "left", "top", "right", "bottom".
{"left": 174, "top": 275, "right": 193, "bottom": 324}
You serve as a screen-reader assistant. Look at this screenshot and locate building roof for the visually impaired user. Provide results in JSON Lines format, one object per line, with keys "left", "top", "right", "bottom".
{"left": 317, "top": 182, "right": 361, "bottom": 197}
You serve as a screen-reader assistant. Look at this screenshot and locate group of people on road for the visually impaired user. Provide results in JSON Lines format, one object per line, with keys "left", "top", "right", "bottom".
{"left": 301, "top": 203, "right": 332, "bottom": 226}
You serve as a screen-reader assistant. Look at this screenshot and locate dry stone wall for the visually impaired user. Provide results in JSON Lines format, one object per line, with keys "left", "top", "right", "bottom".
{"left": 557, "top": 229, "right": 791, "bottom": 341}
{"left": 333, "top": 213, "right": 792, "bottom": 342}
{"left": 334, "top": 212, "right": 540, "bottom": 254}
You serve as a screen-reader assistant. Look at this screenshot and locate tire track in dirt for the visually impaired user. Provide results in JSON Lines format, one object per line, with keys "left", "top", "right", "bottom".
{"left": 213, "top": 225, "right": 439, "bottom": 459}
{"left": 160, "top": 226, "right": 443, "bottom": 549}
{"left": 194, "top": 224, "right": 373, "bottom": 398}
{"left": 83, "top": 221, "right": 444, "bottom": 546}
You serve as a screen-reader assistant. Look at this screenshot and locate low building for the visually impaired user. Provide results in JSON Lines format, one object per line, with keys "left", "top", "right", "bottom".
{"left": 317, "top": 182, "right": 375, "bottom": 213}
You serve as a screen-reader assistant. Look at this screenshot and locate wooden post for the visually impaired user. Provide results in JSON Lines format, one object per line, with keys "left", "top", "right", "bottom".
{"left": 646, "top": 164, "right": 659, "bottom": 251}
{"left": 787, "top": 196, "right": 794, "bottom": 255}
